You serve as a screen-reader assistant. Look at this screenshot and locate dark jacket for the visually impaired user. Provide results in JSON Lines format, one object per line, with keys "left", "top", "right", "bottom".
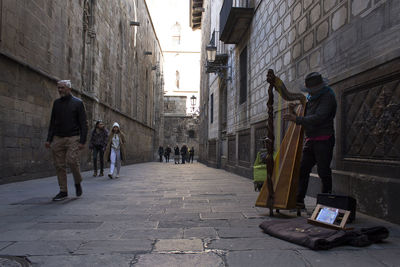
{"left": 47, "top": 94, "right": 88, "bottom": 144}
{"left": 89, "top": 128, "right": 109, "bottom": 149}
{"left": 180, "top": 145, "right": 188, "bottom": 155}
{"left": 174, "top": 146, "right": 180, "bottom": 155}
{"left": 295, "top": 87, "right": 337, "bottom": 138}
{"left": 158, "top": 146, "right": 164, "bottom": 155}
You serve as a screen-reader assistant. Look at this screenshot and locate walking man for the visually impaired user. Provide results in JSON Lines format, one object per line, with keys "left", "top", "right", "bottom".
{"left": 158, "top": 146, "right": 164, "bottom": 162}
{"left": 180, "top": 144, "right": 188, "bottom": 164}
{"left": 164, "top": 145, "right": 171, "bottom": 162}
{"left": 188, "top": 146, "right": 195, "bottom": 163}
{"left": 45, "top": 80, "right": 88, "bottom": 201}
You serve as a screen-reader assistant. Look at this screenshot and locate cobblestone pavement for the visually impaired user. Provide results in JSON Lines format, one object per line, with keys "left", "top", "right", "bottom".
{"left": 0, "top": 162, "right": 399, "bottom": 266}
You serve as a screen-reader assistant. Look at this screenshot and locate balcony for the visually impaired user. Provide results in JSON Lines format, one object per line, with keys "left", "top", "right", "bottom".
{"left": 206, "top": 30, "right": 229, "bottom": 74}
{"left": 190, "top": 0, "right": 204, "bottom": 30}
{"left": 219, "top": 0, "right": 254, "bottom": 44}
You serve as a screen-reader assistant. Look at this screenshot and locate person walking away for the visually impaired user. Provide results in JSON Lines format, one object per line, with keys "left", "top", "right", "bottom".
{"left": 174, "top": 145, "right": 180, "bottom": 164}
{"left": 45, "top": 80, "right": 88, "bottom": 201}
{"left": 180, "top": 144, "right": 188, "bottom": 164}
{"left": 89, "top": 120, "right": 108, "bottom": 177}
{"left": 164, "top": 145, "right": 171, "bottom": 162}
{"left": 270, "top": 71, "right": 337, "bottom": 209}
{"left": 105, "top": 122, "right": 126, "bottom": 179}
{"left": 158, "top": 146, "right": 164, "bottom": 162}
{"left": 189, "top": 146, "right": 195, "bottom": 163}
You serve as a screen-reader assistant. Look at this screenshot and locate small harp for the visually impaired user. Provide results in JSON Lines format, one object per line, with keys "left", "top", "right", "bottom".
{"left": 255, "top": 69, "right": 306, "bottom": 215}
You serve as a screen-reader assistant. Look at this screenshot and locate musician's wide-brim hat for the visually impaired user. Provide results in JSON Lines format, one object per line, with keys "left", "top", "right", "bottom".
{"left": 300, "top": 72, "right": 328, "bottom": 93}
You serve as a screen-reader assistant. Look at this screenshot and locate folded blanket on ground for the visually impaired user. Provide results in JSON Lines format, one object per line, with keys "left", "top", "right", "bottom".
{"left": 259, "top": 218, "right": 389, "bottom": 250}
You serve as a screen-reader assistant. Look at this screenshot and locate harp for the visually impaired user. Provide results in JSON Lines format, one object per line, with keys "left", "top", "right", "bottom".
{"left": 255, "top": 69, "right": 306, "bottom": 216}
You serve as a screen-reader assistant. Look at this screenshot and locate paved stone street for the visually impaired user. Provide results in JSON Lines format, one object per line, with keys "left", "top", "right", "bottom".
{"left": 0, "top": 162, "right": 399, "bottom": 266}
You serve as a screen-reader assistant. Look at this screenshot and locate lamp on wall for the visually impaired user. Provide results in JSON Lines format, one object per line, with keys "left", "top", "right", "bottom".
{"left": 190, "top": 95, "right": 198, "bottom": 115}
{"left": 190, "top": 95, "right": 197, "bottom": 107}
{"left": 205, "top": 51, "right": 231, "bottom": 81}
{"left": 205, "top": 32, "right": 231, "bottom": 81}
{"left": 206, "top": 44, "right": 217, "bottom": 62}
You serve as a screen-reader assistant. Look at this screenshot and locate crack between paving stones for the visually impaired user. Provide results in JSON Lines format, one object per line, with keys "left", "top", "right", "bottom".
{"left": 293, "top": 249, "right": 312, "bottom": 266}
{"left": 0, "top": 241, "right": 17, "bottom": 251}
{"left": 204, "top": 248, "right": 228, "bottom": 266}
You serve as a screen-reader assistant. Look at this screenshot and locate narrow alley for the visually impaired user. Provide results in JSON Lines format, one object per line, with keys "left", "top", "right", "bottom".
{"left": 0, "top": 162, "right": 399, "bottom": 266}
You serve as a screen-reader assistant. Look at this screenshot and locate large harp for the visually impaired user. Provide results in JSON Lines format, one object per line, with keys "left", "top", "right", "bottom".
{"left": 255, "top": 69, "right": 306, "bottom": 215}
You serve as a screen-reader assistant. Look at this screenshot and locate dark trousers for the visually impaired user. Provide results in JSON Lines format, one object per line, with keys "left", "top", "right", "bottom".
{"left": 189, "top": 154, "right": 194, "bottom": 163}
{"left": 165, "top": 154, "right": 169, "bottom": 162}
{"left": 159, "top": 155, "right": 163, "bottom": 162}
{"left": 297, "top": 136, "right": 335, "bottom": 203}
{"left": 181, "top": 154, "right": 186, "bottom": 164}
{"left": 93, "top": 145, "right": 104, "bottom": 173}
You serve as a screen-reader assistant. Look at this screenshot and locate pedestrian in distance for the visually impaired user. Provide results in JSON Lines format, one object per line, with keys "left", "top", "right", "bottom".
{"left": 271, "top": 71, "right": 337, "bottom": 209}
{"left": 105, "top": 122, "right": 126, "bottom": 179}
{"left": 174, "top": 145, "right": 180, "bottom": 164}
{"left": 180, "top": 144, "right": 188, "bottom": 164}
{"left": 164, "top": 145, "right": 171, "bottom": 162}
{"left": 45, "top": 80, "right": 88, "bottom": 201}
{"left": 89, "top": 120, "right": 108, "bottom": 177}
{"left": 158, "top": 146, "right": 164, "bottom": 162}
{"left": 188, "top": 146, "right": 195, "bottom": 163}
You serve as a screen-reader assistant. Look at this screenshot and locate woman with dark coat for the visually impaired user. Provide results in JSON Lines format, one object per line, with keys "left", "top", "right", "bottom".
{"left": 174, "top": 145, "right": 180, "bottom": 164}
{"left": 89, "top": 120, "right": 108, "bottom": 176}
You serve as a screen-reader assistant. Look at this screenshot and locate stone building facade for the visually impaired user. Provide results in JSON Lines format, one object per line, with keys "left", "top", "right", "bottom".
{"left": 0, "top": 0, "right": 164, "bottom": 183}
{"left": 163, "top": 96, "right": 199, "bottom": 160}
{"left": 195, "top": 0, "right": 400, "bottom": 223}
{"left": 147, "top": 0, "right": 201, "bottom": 158}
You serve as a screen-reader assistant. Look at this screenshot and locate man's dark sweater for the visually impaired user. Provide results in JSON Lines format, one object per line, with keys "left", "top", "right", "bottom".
{"left": 47, "top": 94, "right": 88, "bottom": 144}
{"left": 295, "top": 87, "right": 337, "bottom": 138}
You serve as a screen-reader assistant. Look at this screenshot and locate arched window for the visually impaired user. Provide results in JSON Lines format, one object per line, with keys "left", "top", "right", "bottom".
{"left": 171, "top": 22, "right": 181, "bottom": 46}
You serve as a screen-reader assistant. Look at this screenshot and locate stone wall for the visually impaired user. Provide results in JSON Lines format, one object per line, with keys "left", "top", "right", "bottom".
{"left": 163, "top": 95, "right": 199, "bottom": 159}
{"left": 0, "top": 0, "right": 164, "bottom": 183}
{"left": 164, "top": 96, "right": 187, "bottom": 115}
{"left": 198, "top": 0, "right": 212, "bottom": 164}
{"left": 200, "top": 0, "right": 400, "bottom": 223}
{"left": 163, "top": 115, "right": 199, "bottom": 157}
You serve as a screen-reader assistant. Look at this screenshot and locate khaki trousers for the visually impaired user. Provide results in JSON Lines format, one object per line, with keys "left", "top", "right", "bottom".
{"left": 51, "top": 136, "right": 82, "bottom": 192}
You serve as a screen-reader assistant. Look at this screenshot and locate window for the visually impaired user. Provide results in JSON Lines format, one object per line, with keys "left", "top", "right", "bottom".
{"left": 188, "top": 130, "right": 195, "bottom": 138}
{"left": 176, "top": 70, "right": 180, "bottom": 88}
{"left": 210, "top": 93, "right": 214, "bottom": 124}
{"left": 171, "top": 22, "right": 181, "bottom": 46}
{"left": 239, "top": 46, "right": 248, "bottom": 104}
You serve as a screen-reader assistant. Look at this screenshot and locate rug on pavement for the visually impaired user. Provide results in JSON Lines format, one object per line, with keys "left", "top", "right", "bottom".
{"left": 259, "top": 217, "right": 389, "bottom": 250}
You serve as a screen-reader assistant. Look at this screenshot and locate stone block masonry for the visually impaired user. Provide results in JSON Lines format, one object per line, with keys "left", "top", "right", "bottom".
{"left": 0, "top": 0, "right": 164, "bottom": 183}
{"left": 199, "top": 0, "right": 400, "bottom": 223}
